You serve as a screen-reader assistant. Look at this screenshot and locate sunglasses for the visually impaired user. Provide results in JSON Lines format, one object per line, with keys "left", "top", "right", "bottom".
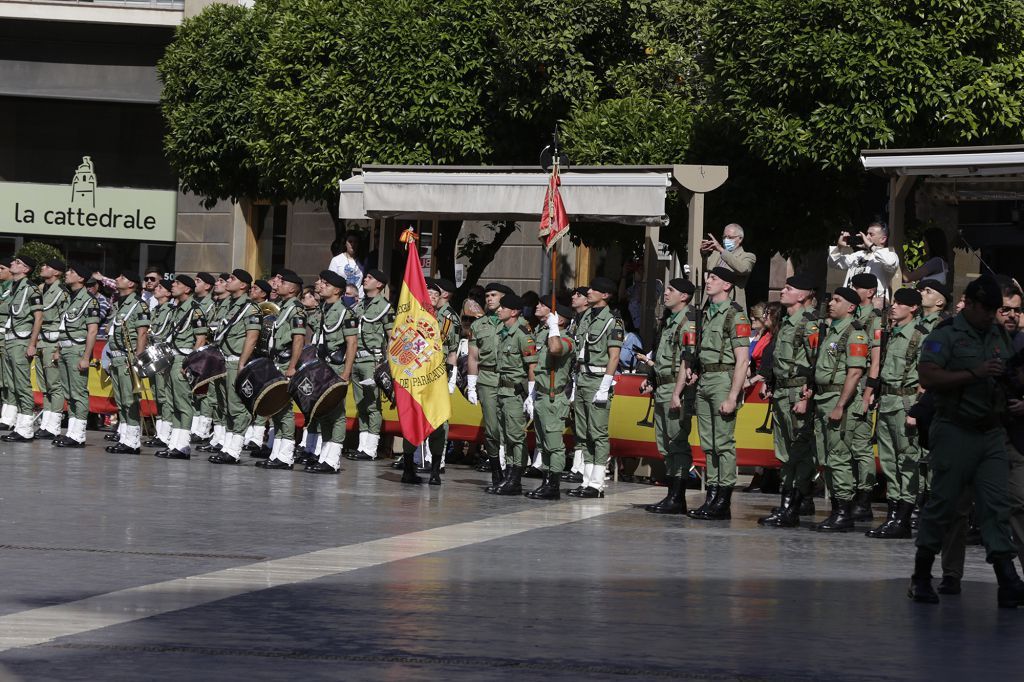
{"left": 144, "top": 276, "right": 159, "bottom": 282}
{"left": 1000, "top": 306, "right": 1022, "bottom": 314}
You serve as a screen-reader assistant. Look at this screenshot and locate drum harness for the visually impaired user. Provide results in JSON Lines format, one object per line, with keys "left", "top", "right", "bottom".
{"left": 149, "top": 301, "right": 175, "bottom": 346}
{"left": 170, "top": 300, "right": 204, "bottom": 355}
{"left": 215, "top": 300, "right": 258, "bottom": 361}
{"left": 108, "top": 297, "right": 143, "bottom": 358}
{"left": 314, "top": 303, "right": 348, "bottom": 363}
{"left": 57, "top": 288, "right": 92, "bottom": 347}
{"left": 269, "top": 298, "right": 298, "bottom": 361}
{"left": 356, "top": 298, "right": 391, "bottom": 361}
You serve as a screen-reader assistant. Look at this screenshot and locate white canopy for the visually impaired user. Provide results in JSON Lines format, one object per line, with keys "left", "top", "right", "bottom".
{"left": 860, "top": 144, "right": 1024, "bottom": 177}
{"left": 338, "top": 167, "right": 672, "bottom": 225}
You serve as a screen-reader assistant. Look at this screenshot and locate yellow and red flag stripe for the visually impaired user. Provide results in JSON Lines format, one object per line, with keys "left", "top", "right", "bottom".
{"left": 386, "top": 230, "right": 452, "bottom": 446}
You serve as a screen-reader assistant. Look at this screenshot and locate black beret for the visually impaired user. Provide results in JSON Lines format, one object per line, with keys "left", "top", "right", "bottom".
{"left": 964, "top": 275, "right": 1003, "bottom": 309}
{"left": 158, "top": 279, "right": 175, "bottom": 292}
{"left": 786, "top": 271, "right": 818, "bottom": 292}
{"left": 834, "top": 287, "right": 860, "bottom": 308}
{"left": 435, "top": 278, "right": 456, "bottom": 294}
{"left": 67, "top": 261, "right": 89, "bottom": 278}
{"left": 850, "top": 273, "right": 878, "bottom": 290}
{"left": 0, "top": 257, "right": 11, "bottom": 268}
{"left": 231, "top": 269, "right": 253, "bottom": 286}
{"left": 485, "top": 282, "right": 514, "bottom": 296}
{"left": 280, "top": 269, "right": 303, "bottom": 287}
{"left": 916, "top": 278, "right": 951, "bottom": 303}
{"left": 175, "top": 274, "right": 196, "bottom": 291}
{"left": 196, "top": 272, "right": 216, "bottom": 286}
{"left": 121, "top": 270, "right": 142, "bottom": 286}
{"left": 15, "top": 254, "right": 37, "bottom": 271}
{"left": 321, "top": 270, "right": 346, "bottom": 289}
{"left": 218, "top": 272, "right": 231, "bottom": 282}
{"left": 571, "top": 286, "right": 589, "bottom": 298}
{"left": 556, "top": 304, "right": 573, "bottom": 321}
{"left": 254, "top": 279, "right": 271, "bottom": 296}
{"left": 425, "top": 278, "right": 439, "bottom": 292}
{"left": 45, "top": 258, "right": 67, "bottom": 273}
{"left": 667, "top": 277, "right": 695, "bottom": 295}
{"left": 499, "top": 293, "right": 524, "bottom": 310}
{"left": 365, "top": 268, "right": 387, "bottom": 284}
{"left": 893, "top": 287, "right": 922, "bottom": 307}
{"left": 589, "top": 276, "right": 617, "bottom": 295}
{"left": 709, "top": 266, "right": 737, "bottom": 285}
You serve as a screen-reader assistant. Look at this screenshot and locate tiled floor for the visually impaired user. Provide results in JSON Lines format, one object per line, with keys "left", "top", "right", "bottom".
{"left": 0, "top": 436, "right": 1019, "bottom": 680}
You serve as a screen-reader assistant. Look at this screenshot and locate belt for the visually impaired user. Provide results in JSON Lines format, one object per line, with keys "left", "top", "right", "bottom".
{"left": 58, "top": 339, "right": 85, "bottom": 348}
{"left": 777, "top": 377, "right": 808, "bottom": 389}
{"left": 543, "top": 386, "right": 567, "bottom": 397}
{"left": 42, "top": 331, "right": 60, "bottom": 342}
{"left": 108, "top": 350, "right": 127, "bottom": 358}
{"left": 175, "top": 348, "right": 194, "bottom": 356}
{"left": 356, "top": 350, "right": 382, "bottom": 359}
{"left": 816, "top": 383, "right": 844, "bottom": 394}
{"left": 583, "top": 364, "right": 607, "bottom": 374}
{"left": 478, "top": 363, "right": 496, "bottom": 372}
{"left": 4, "top": 333, "right": 28, "bottom": 342}
{"left": 224, "top": 355, "right": 240, "bottom": 362}
{"left": 880, "top": 384, "right": 918, "bottom": 397}
{"left": 499, "top": 377, "right": 524, "bottom": 389}
{"left": 702, "top": 363, "right": 734, "bottom": 373}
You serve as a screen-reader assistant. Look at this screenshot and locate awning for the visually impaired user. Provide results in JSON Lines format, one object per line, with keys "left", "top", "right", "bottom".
{"left": 339, "top": 167, "right": 672, "bottom": 225}
{"left": 860, "top": 144, "right": 1024, "bottom": 177}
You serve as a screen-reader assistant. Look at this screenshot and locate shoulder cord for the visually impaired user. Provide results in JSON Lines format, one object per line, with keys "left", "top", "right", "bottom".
{"left": 9, "top": 282, "right": 29, "bottom": 317}
{"left": 63, "top": 289, "right": 90, "bottom": 324}
{"left": 151, "top": 304, "right": 176, "bottom": 338}
{"left": 41, "top": 285, "right": 65, "bottom": 313}
{"left": 170, "top": 302, "right": 200, "bottom": 341}
{"left": 111, "top": 299, "right": 141, "bottom": 328}
{"left": 358, "top": 298, "right": 391, "bottom": 350}
{"left": 582, "top": 312, "right": 615, "bottom": 367}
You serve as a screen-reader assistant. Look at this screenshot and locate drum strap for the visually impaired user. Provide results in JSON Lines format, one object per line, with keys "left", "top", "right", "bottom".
{"left": 215, "top": 300, "right": 253, "bottom": 349}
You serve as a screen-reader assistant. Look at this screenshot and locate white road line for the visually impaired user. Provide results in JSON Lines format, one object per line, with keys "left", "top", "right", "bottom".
{"left": 0, "top": 488, "right": 652, "bottom": 653}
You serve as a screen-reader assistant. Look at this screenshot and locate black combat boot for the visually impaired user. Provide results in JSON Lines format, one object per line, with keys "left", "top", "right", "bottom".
{"left": 908, "top": 548, "right": 939, "bottom": 604}
{"left": 428, "top": 453, "right": 443, "bottom": 485}
{"left": 687, "top": 486, "right": 718, "bottom": 519}
{"left": 703, "top": 486, "right": 733, "bottom": 520}
{"left": 993, "top": 558, "right": 1024, "bottom": 608}
{"left": 798, "top": 495, "right": 816, "bottom": 516}
{"left": 865, "top": 500, "right": 898, "bottom": 538}
{"left": 400, "top": 450, "right": 422, "bottom": 484}
{"left": 647, "top": 477, "right": 686, "bottom": 515}
{"left": 778, "top": 490, "right": 805, "bottom": 527}
{"left": 644, "top": 477, "right": 676, "bottom": 512}
{"left": 814, "top": 498, "right": 855, "bottom": 532}
{"left": 494, "top": 466, "right": 523, "bottom": 496}
{"left": 879, "top": 500, "right": 915, "bottom": 539}
{"left": 758, "top": 491, "right": 794, "bottom": 527}
{"left": 851, "top": 490, "right": 874, "bottom": 522}
{"left": 484, "top": 457, "right": 505, "bottom": 493}
{"left": 525, "top": 471, "right": 556, "bottom": 499}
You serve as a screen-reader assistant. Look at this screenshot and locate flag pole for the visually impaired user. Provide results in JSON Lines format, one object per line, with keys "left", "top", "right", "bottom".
{"left": 548, "top": 157, "right": 559, "bottom": 397}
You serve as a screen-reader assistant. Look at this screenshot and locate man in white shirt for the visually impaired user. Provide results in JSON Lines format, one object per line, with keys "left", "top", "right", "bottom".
{"left": 327, "top": 233, "right": 364, "bottom": 296}
{"left": 827, "top": 221, "right": 899, "bottom": 301}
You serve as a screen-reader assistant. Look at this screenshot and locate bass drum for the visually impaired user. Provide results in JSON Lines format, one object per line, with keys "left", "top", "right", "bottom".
{"left": 134, "top": 343, "right": 174, "bottom": 378}
{"left": 182, "top": 345, "right": 226, "bottom": 395}
{"left": 288, "top": 359, "right": 346, "bottom": 423}
{"left": 235, "top": 357, "right": 291, "bottom": 417}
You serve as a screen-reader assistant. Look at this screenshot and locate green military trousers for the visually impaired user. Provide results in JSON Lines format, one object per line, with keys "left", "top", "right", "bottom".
{"left": 35, "top": 339, "right": 64, "bottom": 415}
{"left": 57, "top": 344, "right": 90, "bottom": 421}
{"left": 168, "top": 356, "right": 195, "bottom": 430}
{"left": 772, "top": 387, "right": 816, "bottom": 496}
{"left": 153, "top": 372, "right": 171, "bottom": 429}
{"left": 4, "top": 340, "right": 33, "bottom": 414}
{"left": 534, "top": 392, "right": 569, "bottom": 473}
{"left": 846, "top": 396, "right": 877, "bottom": 493}
{"left": 917, "top": 418, "right": 1017, "bottom": 563}
{"left": 654, "top": 383, "right": 693, "bottom": 478}
{"left": 271, "top": 361, "right": 296, "bottom": 442}
{"left": 352, "top": 359, "right": 383, "bottom": 435}
{"left": 497, "top": 392, "right": 527, "bottom": 468}
{"left": 224, "top": 360, "right": 253, "bottom": 436}
{"left": 813, "top": 394, "right": 855, "bottom": 502}
{"left": 477, "top": 376, "right": 502, "bottom": 459}
{"left": 876, "top": 406, "right": 921, "bottom": 504}
{"left": 573, "top": 373, "right": 612, "bottom": 466}
{"left": 696, "top": 371, "right": 738, "bottom": 487}
{"left": 108, "top": 355, "right": 140, "bottom": 426}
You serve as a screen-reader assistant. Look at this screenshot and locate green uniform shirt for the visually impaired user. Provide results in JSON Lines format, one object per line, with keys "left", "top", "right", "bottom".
{"left": 654, "top": 306, "right": 697, "bottom": 383}
{"left": 435, "top": 302, "right": 461, "bottom": 358}
{"left": 209, "top": 296, "right": 232, "bottom": 338}
{"left": 355, "top": 294, "right": 394, "bottom": 358}
{"left": 108, "top": 293, "right": 150, "bottom": 351}
{"left": 319, "top": 300, "right": 359, "bottom": 361}
{"left": 496, "top": 320, "right": 537, "bottom": 394}
{"left": 878, "top": 320, "right": 925, "bottom": 413}
{"left": 471, "top": 314, "right": 503, "bottom": 388}
{"left": 533, "top": 328, "right": 574, "bottom": 395}
{"left": 148, "top": 301, "right": 176, "bottom": 344}
{"left": 195, "top": 295, "right": 217, "bottom": 322}
{"left": 304, "top": 304, "right": 322, "bottom": 340}
{"left": 573, "top": 306, "right": 624, "bottom": 375}
{"left": 216, "top": 294, "right": 261, "bottom": 357}
{"left": 698, "top": 300, "right": 750, "bottom": 368}
{"left": 773, "top": 307, "right": 818, "bottom": 384}
{"left": 920, "top": 314, "right": 1013, "bottom": 423}
{"left": 920, "top": 310, "right": 946, "bottom": 334}
{"left": 59, "top": 287, "right": 100, "bottom": 343}
{"left": 38, "top": 281, "right": 68, "bottom": 337}
{"left": 3, "top": 278, "right": 41, "bottom": 339}
{"left": 169, "top": 295, "right": 209, "bottom": 351}
{"left": 814, "top": 316, "right": 868, "bottom": 398}
{"left": 270, "top": 297, "right": 307, "bottom": 359}
{"left": 859, "top": 306, "right": 884, "bottom": 349}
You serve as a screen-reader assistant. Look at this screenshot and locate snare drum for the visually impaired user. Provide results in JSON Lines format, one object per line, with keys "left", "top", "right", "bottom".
{"left": 182, "top": 345, "right": 226, "bottom": 394}
{"left": 134, "top": 343, "right": 175, "bottom": 378}
{"left": 235, "top": 357, "right": 291, "bottom": 417}
{"left": 288, "top": 359, "right": 346, "bottom": 422}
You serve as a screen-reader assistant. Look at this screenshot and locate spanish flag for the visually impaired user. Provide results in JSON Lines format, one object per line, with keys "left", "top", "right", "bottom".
{"left": 387, "top": 230, "right": 452, "bottom": 446}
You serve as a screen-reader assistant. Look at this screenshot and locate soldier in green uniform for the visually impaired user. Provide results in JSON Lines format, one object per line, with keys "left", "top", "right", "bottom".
{"left": 306, "top": 270, "right": 358, "bottom": 474}
{"left": 848, "top": 272, "right": 884, "bottom": 522}
{"left": 525, "top": 298, "right": 574, "bottom": 500}
{"left": 688, "top": 267, "right": 750, "bottom": 520}
{"left": 569, "top": 276, "right": 623, "bottom": 499}
{"left": 489, "top": 293, "right": 537, "bottom": 495}
{"left": 865, "top": 287, "right": 925, "bottom": 538}
{"left": 52, "top": 263, "right": 100, "bottom": 448}
{"left": 638, "top": 277, "right": 697, "bottom": 514}
{"left": 909, "top": 275, "right": 1024, "bottom": 608}
{"left": 917, "top": 279, "right": 951, "bottom": 333}
{"left": 758, "top": 273, "right": 821, "bottom": 527}
{"left": 424, "top": 278, "right": 460, "bottom": 484}
{"left": 144, "top": 279, "right": 175, "bottom": 449}
{"left": 0, "top": 258, "right": 14, "bottom": 430}
{"left": 346, "top": 269, "right": 393, "bottom": 461}
{"left": 467, "top": 283, "right": 514, "bottom": 491}
{"left": 155, "top": 275, "right": 208, "bottom": 459}
{"left": 102, "top": 272, "right": 150, "bottom": 454}
{"left": 197, "top": 273, "right": 233, "bottom": 454}
{"left": 255, "top": 270, "right": 305, "bottom": 470}
{"left": 34, "top": 259, "right": 69, "bottom": 440}
{"left": 809, "top": 287, "right": 869, "bottom": 532}
{"left": 562, "top": 286, "right": 590, "bottom": 483}
{"left": 207, "top": 270, "right": 262, "bottom": 464}
{"left": 1, "top": 255, "right": 42, "bottom": 442}
{"left": 189, "top": 272, "right": 218, "bottom": 442}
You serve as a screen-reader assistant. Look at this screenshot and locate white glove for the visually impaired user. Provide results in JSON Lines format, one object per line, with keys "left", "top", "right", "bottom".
{"left": 448, "top": 374, "right": 457, "bottom": 394}
{"left": 593, "top": 374, "right": 615, "bottom": 404}
{"left": 545, "top": 313, "right": 560, "bottom": 338}
{"left": 466, "top": 374, "right": 478, "bottom": 405}
{"left": 523, "top": 381, "right": 536, "bottom": 418}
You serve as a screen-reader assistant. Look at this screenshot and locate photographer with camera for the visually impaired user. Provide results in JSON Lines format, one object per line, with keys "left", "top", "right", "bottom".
{"left": 827, "top": 221, "right": 899, "bottom": 301}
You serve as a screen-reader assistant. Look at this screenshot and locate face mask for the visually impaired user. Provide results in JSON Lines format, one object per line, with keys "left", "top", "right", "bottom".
{"left": 342, "top": 295, "right": 356, "bottom": 307}
{"left": 723, "top": 238, "right": 737, "bottom": 252}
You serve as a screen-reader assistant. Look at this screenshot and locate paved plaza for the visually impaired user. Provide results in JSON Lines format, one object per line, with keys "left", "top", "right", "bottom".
{"left": 0, "top": 435, "right": 1020, "bottom": 681}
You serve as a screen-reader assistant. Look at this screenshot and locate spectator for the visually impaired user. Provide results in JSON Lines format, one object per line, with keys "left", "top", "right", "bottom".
{"left": 827, "top": 220, "right": 899, "bottom": 300}
{"left": 618, "top": 260, "right": 664, "bottom": 330}
{"left": 618, "top": 313, "right": 644, "bottom": 372}
{"left": 328, "top": 232, "right": 364, "bottom": 295}
{"left": 903, "top": 228, "right": 950, "bottom": 285}
{"left": 748, "top": 301, "right": 766, "bottom": 353}
{"left": 700, "top": 223, "right": 756, "bottom": 308}
{"left": 748, "top": 302, "right": 781, "bottom": 391}
{"left": 142, "top": 266, "right": 161, "bottom": 306}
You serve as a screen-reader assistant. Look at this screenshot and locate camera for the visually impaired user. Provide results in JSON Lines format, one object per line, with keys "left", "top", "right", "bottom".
{"left": 846, "top": 232, "right": 865, "bottom": 249}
